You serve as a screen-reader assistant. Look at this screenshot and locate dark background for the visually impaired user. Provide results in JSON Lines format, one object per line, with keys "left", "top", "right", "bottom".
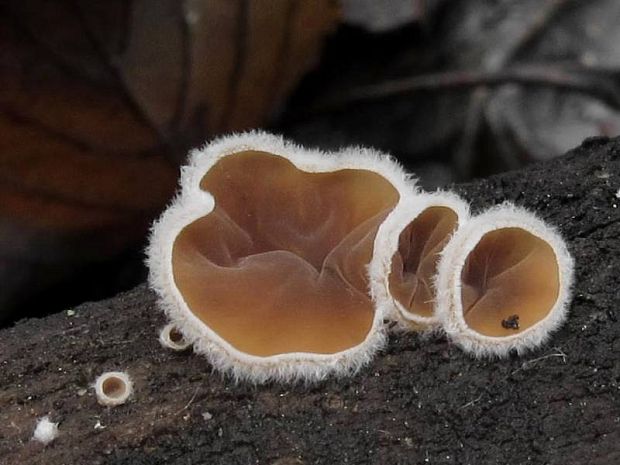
{"left": 2, "top": 0, "right": 620, "bottom": 325}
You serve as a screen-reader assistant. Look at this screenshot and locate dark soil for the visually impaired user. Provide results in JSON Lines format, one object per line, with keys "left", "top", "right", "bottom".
{"left": 1, "top": 136, "right": 619, "bottom": 465}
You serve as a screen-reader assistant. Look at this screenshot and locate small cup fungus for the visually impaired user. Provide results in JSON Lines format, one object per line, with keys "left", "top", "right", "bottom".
{"left": 147, "top": 132, "right": 418, "bottom": 382}
{"left": 94, "top": 371, "right": 133, "bottom": 406}
{"left": 372, "top": 191, "right": 470, "bottom": 331}
{"left": 148, "top": 132, "right": 575, "bottom": 379}
{"left": 160, "top": 323, "right": 192, "bottom": 351}
{"left": 435, "top": 203, "right": 574, "bottom": 356}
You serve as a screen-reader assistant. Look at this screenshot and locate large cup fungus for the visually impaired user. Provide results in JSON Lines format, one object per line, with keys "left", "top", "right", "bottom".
{"left": 435, "top": 204, "right": 574, "bottom": 356}
{"left": 147, "top": 132, "right": 418, "bottom": 382}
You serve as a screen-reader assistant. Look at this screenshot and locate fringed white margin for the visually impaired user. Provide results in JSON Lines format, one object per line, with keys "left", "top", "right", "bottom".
{"left": 146, "top": 131, "right": 419, "bottom": 383}
{"left": 32, "top": 416, "right": 58, "bottom": 445}
{"left": 369, "top": 191, "right": 470, "bottom": 333}
{"left": 94, "top": 372, "right": 134, "bottom": 406}
{"left": 434, "top": 202, "right": 575, "bottom": 357}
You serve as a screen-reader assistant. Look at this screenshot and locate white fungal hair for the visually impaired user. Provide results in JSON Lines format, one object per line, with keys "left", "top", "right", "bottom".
{"left": 32, "top": 416, "right": 58, "bottom": 445}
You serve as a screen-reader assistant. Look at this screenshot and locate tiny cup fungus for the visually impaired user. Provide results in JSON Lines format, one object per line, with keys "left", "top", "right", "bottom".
{"left": 435, "top": 203, "right": 574, "bottom": 356}
{"left": 94, "top": 371, "right": 133, "bottom": 406}
{"left": 147, "top": 132, "right": 418, "bottom": 382}
{"left": 372, "top": 191, "right": 470, "bottom": 331}
{"left": 160, "top": 323, "right": 192, "bottom": 351}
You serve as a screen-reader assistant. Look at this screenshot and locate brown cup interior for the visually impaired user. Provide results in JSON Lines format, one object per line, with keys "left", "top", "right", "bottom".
{"left": 460, "top": 227, "right": 560, "bottom": 337}
{"left": 388, "top": 207, "right": 459, "bottom": 321}
{"left": 172, "top": 151, "right": 400, "bottom": 356}
{"left": 101, "top": 377, "right": 127, "bottom": 399}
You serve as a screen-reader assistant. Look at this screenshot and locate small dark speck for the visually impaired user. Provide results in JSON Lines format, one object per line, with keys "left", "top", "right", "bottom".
{"left": 501, "top": 314, "right": 520, "bottom": 330}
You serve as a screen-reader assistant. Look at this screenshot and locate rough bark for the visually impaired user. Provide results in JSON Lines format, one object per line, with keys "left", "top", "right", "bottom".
{"left": 1, "top": 136, "right": 619, "bottom": 465}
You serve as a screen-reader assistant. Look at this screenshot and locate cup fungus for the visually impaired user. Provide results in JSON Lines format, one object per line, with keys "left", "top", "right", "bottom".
{"left": 94, "top": 371, "right": 133, "bottom": 406}
{"left": 435, "top": 204, "right": 574, "bottom": 356}
{"left": 160, "top": 323, "right": 192, "bottom": 351}
{"left": 372, "top": 191, "right": 470, "bottom": 331}
{"left": 147, "top": 132, "right": 418, "bottom": 382}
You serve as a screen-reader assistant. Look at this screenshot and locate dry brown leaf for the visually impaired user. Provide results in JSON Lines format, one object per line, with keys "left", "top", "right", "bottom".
{"left": 0, "top": 0, "right": 339, "bottom": 319}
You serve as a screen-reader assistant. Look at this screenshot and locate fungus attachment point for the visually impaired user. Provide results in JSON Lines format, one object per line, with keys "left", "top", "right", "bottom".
{"left": 148, "top": 132, "right": 416, "bottom": 382}
{"left": 94, "top": 372, "right": 133, "bottom": 406}
{"left": 374, "top": 192, "right": 469, "bottom": 330}
{"left": 436, "top": 204, "right": 574, "bottom": 356}
{"left": 160, "top": 323, "right": 191, "bottom": 351}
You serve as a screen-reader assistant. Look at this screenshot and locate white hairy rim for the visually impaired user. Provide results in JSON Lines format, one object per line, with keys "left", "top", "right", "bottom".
{"left": 32, "top": 416, "right": 59, "bottom": 445}
{"left": 370, "top": 190, "right": 470, "bottom": 332}
{"left": 435, "top": 202, "right": 574, "bottom": 357}
{"left": 146, "top": 131, "right": 420, "bottom": 383}
{"left": 159, "top": 323, "right": 192, "bottom": 351}
{"left": 94, "top": 371, "right": 134, "bottom": 406}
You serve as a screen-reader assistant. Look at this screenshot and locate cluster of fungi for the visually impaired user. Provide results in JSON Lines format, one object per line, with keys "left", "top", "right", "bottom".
{"left": 147, "top": 132, "right": 574, "bottom": 382}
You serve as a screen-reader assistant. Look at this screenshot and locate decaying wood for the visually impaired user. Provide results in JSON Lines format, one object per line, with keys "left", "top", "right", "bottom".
{"left": 1, "top": 136, "right": 619, "bottom": 465}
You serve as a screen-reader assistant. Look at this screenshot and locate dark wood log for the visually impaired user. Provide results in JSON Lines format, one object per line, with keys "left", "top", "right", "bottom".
{"left": 1, "top": 136, "right": 619, "bottom": 465}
